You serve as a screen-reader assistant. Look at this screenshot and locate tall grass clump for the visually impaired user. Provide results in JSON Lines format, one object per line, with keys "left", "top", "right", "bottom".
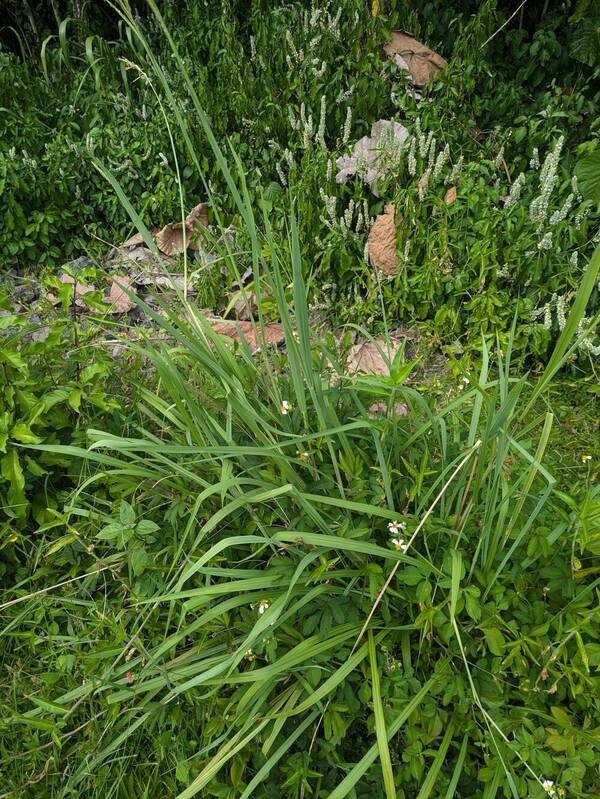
{"left": 2, "top": 4, "right": 600, "bottom": 798}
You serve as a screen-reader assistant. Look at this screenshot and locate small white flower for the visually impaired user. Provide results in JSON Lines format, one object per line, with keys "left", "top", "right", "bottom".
{"left": 258, "top": 599, "right": 270, "bottom": 615}
{"left": 581, "top": 454, "right": 592, "bottom": 462}
{"left": 462, "top": 377, "right": 470, "bottom": 385}
{"left": 542, "top": 780, "right": 556, "bottom": 796}
{"left": 280, "top": 400, "right": 291, "bottom": 415}
{"left": 297, "top": 451, "right": 310, "bottom": 461}
{"left": 388, "top": 520, "right": 406, "bottom": 535}
{"left": 391, "top": 538, "right": 408, "bottom": 553}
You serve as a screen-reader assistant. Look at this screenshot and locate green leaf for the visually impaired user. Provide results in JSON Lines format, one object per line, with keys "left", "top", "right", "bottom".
{"left": 10, "top": 423, "right": 43, "bottom": 444}
{"left": 0, "top": 314, "right": 23, "bottom": 330}
{"left": 68, "top": 388, "right": 82, "bottom": 411}
{"left": 449, "top": 550, "right": 461, "bottom": 622}
{"left": 484, "top": 628, "right": 506, "bottom": 656}
{"left": 96, "top": 523, "right": 126, "bottom": 542}
{"left": 136, "top": 519, "right": 160, "bottom": 536}
{"left": 119, "top": 499, "right": 136, "bottom": 527}
{"left": 175, "top": 761, "right": 189, "bottom": 784}
{"left": 1, "top": 449, "right": 25, "bottom": 492}
{"left": 129, "top": 543, "right": 150, "bottom": 576}
{"left": 575, "top": 149, "right": 600, "bottom": 202}
{"left": 570, "top": 17, "right": 600, "bottom": 66}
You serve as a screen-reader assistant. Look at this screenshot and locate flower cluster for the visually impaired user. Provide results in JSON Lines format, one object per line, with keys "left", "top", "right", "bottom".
{"left": 504, "top": 172, "right": 526, "bottom": 209}
{"left": 433, "top": 143, "right": 450, "bottom": 181}
{"left": 319, "top": 191, "right": 370, "bottom": 238}
{"left": 388, "top": 520, "right": 408, "bottom": 552}
{"left": 342, "top": 106, "right": 353, "bottom": 145}
{"left": 447, "top": 155, "right": 464, "bottom": 185}
{"left": 316, "top": 95, "right": 327, "bottom": 150}
{"left": 529, "top": 136, "right": 564, "bottom": 229}
{"left": 549, "top": 192, "right": 574, "bottom": 226}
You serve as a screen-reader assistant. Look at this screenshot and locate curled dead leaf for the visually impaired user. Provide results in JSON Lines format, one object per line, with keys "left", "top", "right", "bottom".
{"left": 155, "top": 202, "right": 209, "bottom": 256}
{"left": 336, "top": 120, "right": 409, "bottom": 195}
{"left": 367, "top": 204, "right": 400, "bottom": 276}
{"left": 444, "top": 186, "right": 457, "bottom": 205}
{"left": 384, "top": 31, "right": 446, "bottom": 88}
{"left": 120, "top": 230, "right": 159, "bottom": 249}
{"left": 117, "top": 202, "right": 209, "bottom": 256}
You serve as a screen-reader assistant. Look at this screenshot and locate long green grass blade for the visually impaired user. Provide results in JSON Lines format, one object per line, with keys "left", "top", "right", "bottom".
{"left": 369, "top": 631, "right": 396, "bottom": 799}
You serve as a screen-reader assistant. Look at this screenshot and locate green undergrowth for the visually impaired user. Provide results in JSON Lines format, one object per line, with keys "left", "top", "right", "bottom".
{"left": 2, "top": 233, "right": 600, "bottom": 799}
{"left": 1, "top": 2, "right": 600, "bottom": 798}
{"left": 1, "top": 0, "right": 599, "bottom": 360}
{"left": 2, "top": 4, "right": 600, "bottom": 789}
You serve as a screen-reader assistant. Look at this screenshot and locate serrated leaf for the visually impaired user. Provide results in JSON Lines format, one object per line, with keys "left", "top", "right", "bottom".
{"left": 176, "top": 761, "right": 189, "bottom": 784}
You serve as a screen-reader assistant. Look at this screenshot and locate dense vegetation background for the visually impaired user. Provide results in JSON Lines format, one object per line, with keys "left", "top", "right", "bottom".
{"left": 0, "top": 2, "right": 599, "bottom": 798}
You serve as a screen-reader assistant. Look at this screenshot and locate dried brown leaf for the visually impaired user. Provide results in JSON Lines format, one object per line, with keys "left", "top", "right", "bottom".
{"left": 367, "top": 204, "right": 400, "bottom": 276}
{"left": 444, "top": 186, "right": 457, "bottom": 205}
{"left": 117, "top": 202, "right": 209, "bottom": 256}
{"left": 347, "top": 338, "right": 401, "bottom": 375}
{"left": 120, "top": 229, "right": 159, "bottom": 249}
{"left": 104, "top": 275, "right": 136, "bottom": 313}
{"left": 384, "top": 31, "right": 446, "bottom": 87}
{"left": 368, "top": 401, "right": 409, "bottom": 417}
{"left": 155, "top": 202, "right": 209, "bottom": 256}
{"left": 210, "top": 320, "right": 285, "bottom": 351}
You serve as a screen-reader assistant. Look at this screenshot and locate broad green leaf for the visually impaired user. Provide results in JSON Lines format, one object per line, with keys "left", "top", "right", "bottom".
{"left": 10, "top": 423, "right": 43, "bottom": 444}
{"left": 119, "top": 499, "right": 136, "bottom": 526}
{"left": 484, "top": 628, "right": 506, "bottom": 656}
{"left": 575, "top": 148, "right": 600, "bottom": 202}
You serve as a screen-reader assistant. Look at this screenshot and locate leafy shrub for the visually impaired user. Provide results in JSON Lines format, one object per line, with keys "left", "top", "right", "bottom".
{"left": 0, "top": 282, "right": 122, "bottom": 567}
{"left": 1, "top": 1, "right": 599, "bottom": 367}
